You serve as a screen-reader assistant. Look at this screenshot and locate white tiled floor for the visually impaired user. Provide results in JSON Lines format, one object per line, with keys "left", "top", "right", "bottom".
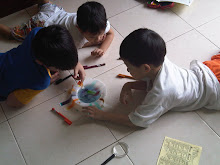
{"left": 1, "top": 0, "right": 220, "bottom": 165}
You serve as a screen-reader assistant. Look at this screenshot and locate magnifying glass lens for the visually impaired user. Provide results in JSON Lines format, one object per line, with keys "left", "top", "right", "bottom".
{"left": 113, "top": 145, "right": 125, "bottom": 157}
{"left": 113, "top": 142, "right": 129, "bottom": 158}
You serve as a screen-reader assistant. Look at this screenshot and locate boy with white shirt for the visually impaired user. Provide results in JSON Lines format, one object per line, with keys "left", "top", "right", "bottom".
{"left": 0, "top": 1, "right": 114, "bottom": 57}
{"left": 83, "top": 28, "right": 220, "bottom": 127}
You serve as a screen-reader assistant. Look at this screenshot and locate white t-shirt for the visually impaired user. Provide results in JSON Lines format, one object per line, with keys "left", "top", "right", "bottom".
{"left": 129, "top": 57, "right": 220, "bottom": 127}
{"left": 43, "top": 10, "right": 111, "bottom": 49}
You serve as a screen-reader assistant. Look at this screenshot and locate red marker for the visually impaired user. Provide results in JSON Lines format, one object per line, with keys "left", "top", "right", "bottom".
{"left": 51, "top": 108, "right": 72, "bottom": 125}
{"left": 83, "top": 63, "right": 105, "bottom": 69}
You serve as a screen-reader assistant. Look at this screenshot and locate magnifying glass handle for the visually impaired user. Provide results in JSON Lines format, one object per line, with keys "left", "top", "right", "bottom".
{"left": 101, "top": 154, "right": 115, "bottom": 165}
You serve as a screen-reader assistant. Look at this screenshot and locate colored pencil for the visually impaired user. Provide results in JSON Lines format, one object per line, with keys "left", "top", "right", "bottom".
{"left": 83, "top": 63, "right": 105, "bottom": 69}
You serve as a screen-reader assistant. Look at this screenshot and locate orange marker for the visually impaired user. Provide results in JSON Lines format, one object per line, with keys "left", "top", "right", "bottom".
{"left": 51, "top": 108, "right": 72, "bottom": 125}
{"left": 77, "top": 81, "right": 83, "bottom": 87}
{"left": 67, "top": 99, "right": 79, "bottom": 109}
{"left": 117, "top": 74, "right": 134, "bottom": 79}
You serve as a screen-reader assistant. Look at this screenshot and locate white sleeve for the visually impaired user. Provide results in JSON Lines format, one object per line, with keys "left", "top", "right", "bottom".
{"left": 104, "top": 20, "right": 111, "bottom": 34}
{"left": 128, "top": 104, "right": 166, "bottom": 128}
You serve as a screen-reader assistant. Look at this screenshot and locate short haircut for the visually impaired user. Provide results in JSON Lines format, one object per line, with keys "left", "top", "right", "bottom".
{"left": 32, "top": 25, "right": 78, "bottom": 70}
{"left": 77, "top": 1, "right": 107, "bottom": 34}
{"left": 120, "top": 28, "right": 166, "bottom": 67}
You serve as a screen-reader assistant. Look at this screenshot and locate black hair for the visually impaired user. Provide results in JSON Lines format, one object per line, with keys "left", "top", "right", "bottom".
{"left": 77, "top": 1, "right": 107, "bottom": 34}
{"left": 32, "top": 25, "right": 78, "bottom": 70}
{"left": 120, "top": 28, "right": 166, "bottom": 67}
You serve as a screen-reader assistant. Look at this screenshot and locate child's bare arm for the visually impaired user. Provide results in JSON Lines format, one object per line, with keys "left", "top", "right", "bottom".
{"left": 102, "top": 111, "right": 135, "bottom": 127}
{"left": 0, "top": 24, "right": 11, "bottom": 39}
{"left": 120, "top": 81, "right": 147, "bottom": 104}
{"left": 99, "top": 27, "right": 114, "bottom": 53}
{"left": 83, "top": 106, "right": 136, "bottom": 127}
{"left": 50, "top": 71, "right": 60, "bottom": 84}
{"left": 82, "top": 41, "right": 95, "bottom": 48}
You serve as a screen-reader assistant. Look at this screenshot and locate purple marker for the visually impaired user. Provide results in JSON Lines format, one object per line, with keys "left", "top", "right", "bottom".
{"left": 83, "top": 63, "right": 105, "bottom": 69}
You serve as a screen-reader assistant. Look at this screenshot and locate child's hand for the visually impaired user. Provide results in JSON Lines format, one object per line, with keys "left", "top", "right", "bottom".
{"left": 120, "top": 83, "right": 133, "bottom": 105}
{"left": 73, "top": 62, "right": 86, "bottom": 82}
{"left": 82, "top": 106, "right": 105, "bottom": 120}
{"left": 50, "top": 71, "right": 60, "bottom": 84}
{"left": 91, "top": 48, "right": 105, "bottom": 57}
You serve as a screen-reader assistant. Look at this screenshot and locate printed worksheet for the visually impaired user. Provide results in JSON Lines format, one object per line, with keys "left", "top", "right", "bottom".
{"left": 157, "top": 137, "right": 202, "bottom": 165}
{"left": 156, "top": 0, "right": 194, "bottom": 6}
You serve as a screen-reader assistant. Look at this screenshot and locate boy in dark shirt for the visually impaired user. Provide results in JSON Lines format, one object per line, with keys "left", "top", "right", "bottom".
{"left": 0, "top": 25, "right": 85, "bottom": 107}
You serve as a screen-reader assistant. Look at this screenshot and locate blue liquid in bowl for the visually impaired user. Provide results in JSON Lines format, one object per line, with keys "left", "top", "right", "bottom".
{"left": 78, "top": 84, "right": 101, "bottom": 103}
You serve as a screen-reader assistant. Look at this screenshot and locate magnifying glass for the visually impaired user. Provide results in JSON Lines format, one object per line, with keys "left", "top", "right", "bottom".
{"left": 101, "top": 142, "right": 129, "bottom": 165}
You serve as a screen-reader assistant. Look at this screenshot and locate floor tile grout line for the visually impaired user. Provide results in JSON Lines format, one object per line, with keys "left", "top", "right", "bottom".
{"left": 170, "top": 8, "right": 199, "bottom": 30}
{"left": 102, "top": 123, "right": 136, "bottom": 164}
{"left": 111, "top": 24, "right": 125, "bottom": 39}
{"left": 194, "top": 28, "right": 220, "bottom": 49}
{"left": 115, "top": 131, "right": 137, "bottom": 165}
{"left": 107, "top": 2, "right": 146, "bottom": 39}
{"left": 165, "top": 28, "right": 194, "bottom": 43}
{"left": 7, "top": 121, "right": 28, "bottom": 165}
{"left": 25, "top": 8, "right": 32, "bottom": 18}
{"left": 93, "top": 63, "right": 125, "bottom": 79}
{"left": 4, "top": 91, "right": 66, "bottom": 121}
{"left": 195, "top": 15, "right": 220, "bottom": 29}
{"left": 0, "top": 103, "right": 7, "bottom": 124}
{"left": 108, "top": 2, "right": 144, "bottom": 20}
{"left": 75, "top": 141, "right": 118, "bottom": 165}
{"left": 104, "top": 121, "right": 118, "bottom": 140}
{"left": 195, "top": 111, "right": 220, "bottom": 139}
{"left": 165, "top": 8, "right": 197, "bottom": 43}
{"left": 190, "top": 10, "right": 220, "bottom": 49}
{"left": 167, "top": 9, "right": 220, "bottom": 49}
{"left": 75, "top": 130, "right": 136, "bottom": 165}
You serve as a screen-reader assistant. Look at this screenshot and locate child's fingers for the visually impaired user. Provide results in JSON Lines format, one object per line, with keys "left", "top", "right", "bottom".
{"left": 91, "top": 51, "right": 95, "bottom": 56}
{"left": 82, "top": 106, "right": 96, "bottom": 111}
{"left": 96, "top": 50, "right": 104, "bottom": 57}
{"left": 82, "top": 109, "right": 94, "bottom": 115}
{"left": 78, "top": 71, "right": 86, "bottom": 83}
{"left": 73, "top": 68, "right": 79, "bottom": 79}
{"left": 91, "top": 52, "right": 95, "bottom": 56}
{"left": 91, "top": 49, "right": 98, "bottom": 56}
{"left": 91, "top": 49, "right": 104, "bottom": 57}
{"left": 87, "top": 106, "right": 98, "bottom": 111}
{"left": 82, "top": 109, "right": 94, "bottom": 116}
{"left": 99, "top": 50, "right": 104, "bottom": 56}
{"left": 87, "top": 109, "right": 94, "bottom": 114}
{"left": 88, "top": 113, "right": 95, "bottom": 118}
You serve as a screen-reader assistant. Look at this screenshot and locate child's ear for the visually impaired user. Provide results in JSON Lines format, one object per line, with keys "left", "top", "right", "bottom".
{"left": 143, "top": 64, "right": 151, "bottom": 73}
